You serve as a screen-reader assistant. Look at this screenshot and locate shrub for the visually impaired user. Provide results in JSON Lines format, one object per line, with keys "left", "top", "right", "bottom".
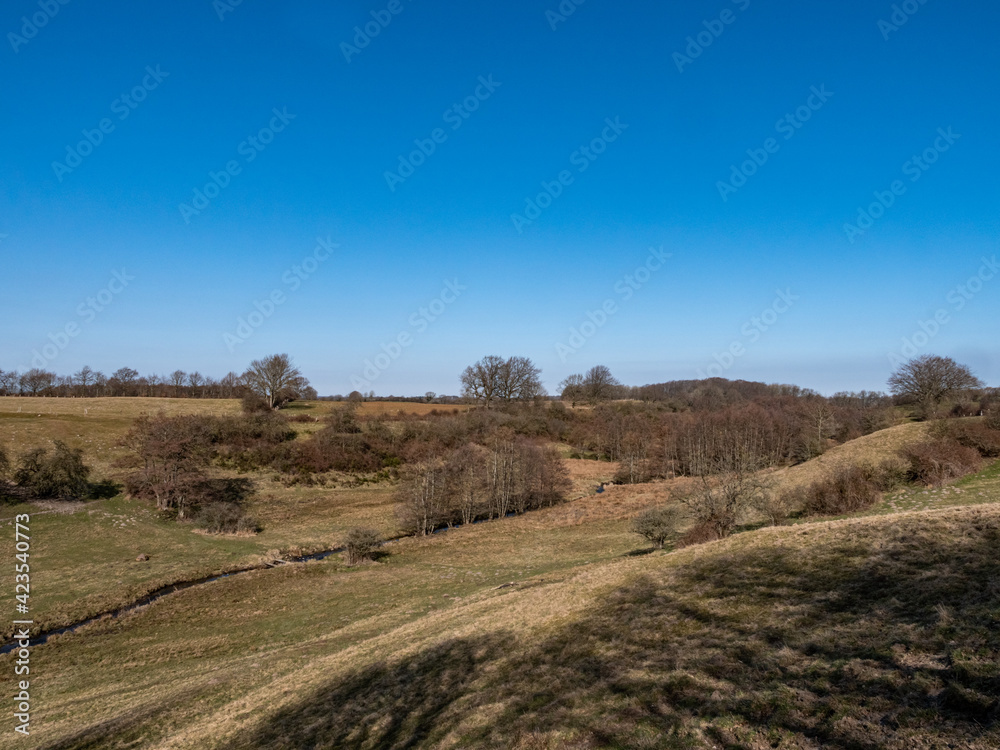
{"left": 195, "top": 501, "right": 258, "bottom": 534}
{"left": 631, "top": 506, "right": 683, "bottom": 549}
{"left": 0, "top": 447, "right": 8, "bottom": 477}
{"left": 902, "top": 439, "right": 982, "bottom": 486}
{"left": 344, "top": 528, "right": 383, "bottom": 565}
{"left": 802, "top": 466, "right": 881, "bottom": 516}
{"left": 752, "top": 491, "right": 795, "bottom": 526}
{"left": 862, "top": 458, "right": 910, "bottom": 492}
{"left": 986, "top": 410, "right": 1000, "bottom": 431}
{"left": 676, "top": 520, "right": 721, "bottom": 548}
{"left": 14, "top": 441, "right": 92, "bottom": 499}
{"left": 241, "top": 393, "right": 272, "bottom": 414}
{"left": 931, "top": 420, "right": 1000, "bottom": 458}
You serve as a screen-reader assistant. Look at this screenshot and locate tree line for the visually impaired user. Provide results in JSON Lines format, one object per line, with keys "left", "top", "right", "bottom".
{"left": 0, "top": 354, "right": 317, "bottom": 405}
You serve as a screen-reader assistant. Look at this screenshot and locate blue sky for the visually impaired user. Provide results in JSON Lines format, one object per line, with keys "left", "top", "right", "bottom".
{"left": 2, "top": 0, "right": 997, "bottom": 396}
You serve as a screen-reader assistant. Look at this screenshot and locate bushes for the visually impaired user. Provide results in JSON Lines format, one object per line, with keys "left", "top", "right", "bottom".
{"left": 931, "top": 420, "right": 1000, "bottom": 459}
{"left": 195, "top": 501, "right": 259, "bottom": 534}
{"left": 676, "top": 520, "right": 721, "bottom": 548}
{"left": 13, "top": 441, "right": 92, "bottom": 499}
{"left": 631, "top": 506, "right": 682, "bottom": 549}
{"left": 902, "top": 439, "right": 982, "bottom": 486}
{"left": 802, "top": 466, "right": 881, "bottom": 516}
{"left": 986, "top": 410, "right": 1000, "bottom": 431}
{"left": 343, "top": 528, "right": 383, "bottom": 565}
{"left": 396, "top": 434, "right": 570, "bottom": 535}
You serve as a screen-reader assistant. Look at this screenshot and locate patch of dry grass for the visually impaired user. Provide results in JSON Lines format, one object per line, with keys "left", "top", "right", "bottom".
{"left": 769, "top": 421, "right": 932, "bottom": 496}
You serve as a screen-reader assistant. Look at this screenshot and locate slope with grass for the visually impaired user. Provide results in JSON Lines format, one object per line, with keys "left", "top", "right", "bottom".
{"left": 2, "top": 400, "right": 999, "bottom": 748}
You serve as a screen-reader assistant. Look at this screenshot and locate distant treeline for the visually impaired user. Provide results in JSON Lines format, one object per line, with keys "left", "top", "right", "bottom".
{"left": 0, "top": 365, "right": 318, "bottom": 401}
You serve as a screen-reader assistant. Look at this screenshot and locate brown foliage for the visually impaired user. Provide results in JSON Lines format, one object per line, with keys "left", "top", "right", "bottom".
{"left": 902, "top": 439, "right": 982, "bottom": 486}
{"left": 931, "top": 420, "right": 1000, "bottom": 458}
{"left": 801, "top": 466, "right": 881, "bottom": 516}
{"left": 396, "top": 434, "right": 570, "bottom": 535}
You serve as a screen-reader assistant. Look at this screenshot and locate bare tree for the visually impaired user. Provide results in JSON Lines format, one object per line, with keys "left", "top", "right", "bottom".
{"left": 0, "top": 370, "right": 19, "bottom": 396}
{"left": 632, "top": 506, "right": 683, "bottom": 549}
{"left": 242, "top": 354, "right": 308, "bottom": 409}
{"left": 188, "top": 371, "right": 204, "bottom": 397}
{"left": 680, "top": 440, "right": 772, "bottom": 539}
{"left": 558, "top": 373, "right": 585, "bottom": 403}
{"left": 583, "top": 365, "right": 621, "bottom": 402}
{"left": 20, "top": 369, "right": 55, "bottom": 395}
{"left": 111, "top": 367, "right": 139, "bottom": 396}
{"left": 888, "top": 355, "right": 983, "bottom": 419}
{"left": 461, "top": 355, "right": 542, "bottom": 407}
{"left": 170, "top": 370, "right": 187, "bottom": 396}
{"left": 396, "top": 459, "right": 447, "bottom": 535}
{"left": 461, "top": 355, "right": 504, "bottom": 408}
{"left": 74, "top": 366, "right": 95, "bottom": 389}
{"left": 498, "top": 356, "right": 544, "bottom": 402}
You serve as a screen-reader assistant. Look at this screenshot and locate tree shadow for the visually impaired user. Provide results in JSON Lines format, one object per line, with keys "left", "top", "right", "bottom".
{"left": 222, "top": 518, "right": 1000, "bottom": 748}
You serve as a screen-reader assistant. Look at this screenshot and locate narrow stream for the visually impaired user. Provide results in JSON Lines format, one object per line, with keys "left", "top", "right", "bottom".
{"left": 0, "top": 502, "right": 577, "bottom": 655}
{"left": 0, "top": 546, "right": 343, "bottom": 655}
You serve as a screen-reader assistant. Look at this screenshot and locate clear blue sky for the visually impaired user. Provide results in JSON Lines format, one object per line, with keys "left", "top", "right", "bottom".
{"left": 2, "top": 0, "right": 997, "bottom": 396}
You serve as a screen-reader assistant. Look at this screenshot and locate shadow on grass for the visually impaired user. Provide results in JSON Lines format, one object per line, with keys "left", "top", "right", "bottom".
{"left": 215, "top": 513, "right": 998, "bottom": 748}
{"left": 622, "top": 546, "right": 657, "bottom": 557}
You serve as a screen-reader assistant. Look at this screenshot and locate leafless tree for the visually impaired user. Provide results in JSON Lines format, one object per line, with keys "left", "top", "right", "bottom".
{"left": 396, "top": 458, "right": 447, "bottom": 535}
{"left": 583, "top": 365, "right": 621, "bottom": 402}
{"left": 461, "top": 355, "right": 504, "bottom": 408}
{"left": 888, "top": 355, "right": 983, "bottom": 419}
{"left": 679, "top": 439, "right": 773, "bottom": 538}
{"left": 0, "top": 370, "right": 19, "bottom": 396}
{"left": 111, "top": 367, "right": 139, "bottom": 396}
{"left": 498, "top": 356, "right": 544, "bottom": 402}
{"left": 74, "top": 366, "right": 95, "bottom": 389}
{"left": 558, "top": 373, "right": 586, "bottom": 403}
{"left": 20, "top": 368, "right": 55, "bottom": 395}
{"left": 188, "top": 371, "right": 204, "bottom": 398}
{"left": 170, "top": 370, "right": 187, "bottom": 396}
{"left": 242, "top": 354, "right": 309, "bottom": 409}
{"left": 461, "top": 355, "right": 542, "bottom": 407}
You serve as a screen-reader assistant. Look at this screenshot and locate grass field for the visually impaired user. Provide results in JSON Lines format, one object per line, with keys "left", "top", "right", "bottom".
{"left": 0, "top": 398, "right": 998, "bottom": 748}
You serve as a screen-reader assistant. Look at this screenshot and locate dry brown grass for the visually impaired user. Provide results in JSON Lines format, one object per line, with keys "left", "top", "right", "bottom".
{"left": 769, "top": 421, "right": 932, "bottom": 496}
{"left": 4, "top": 402, "right": 999, "bottom": 749}
{"left": 85, "top": 503, "right": 1000, "bottom": 750}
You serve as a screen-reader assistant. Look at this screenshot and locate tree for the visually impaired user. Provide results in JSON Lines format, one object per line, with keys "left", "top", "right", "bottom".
{"left": 680, "top": 440, "right": 773, "bottom": 539}
{"left": 118, "top": 414, "right": 214, "bottom": 517}
{"left": 110, "top": 367, "right": 139, "bottom": 396}
{"left": 0, "top": 370, "right": 18, "bottom": 396}
{"left": 13, "top": 441, "right": 92, "bottom": 499}
{"left": 74, "top": 366, "right": 95, "bottom": 388}
{"left": 242, "top": 354, "right": 309, "bottom": 409}
{"left": 461, "top": 355, "right": 504, "bottom": 408}
{"left": 583, "top": 365, "right": 621, "bottom": 402}
{"left": 170, "top": 370, "right": 187, "bottom": 396}
{"left": 20, "top": 368, "right": 55, "bottom": 395}
{"left": 888, "top": 355, "right": 983, "bottom": 419}
{"left": 343, "top": 528, "right": 383, "bottom": 565}
{"left": 632, "top": 506, "right": 682, "bottom": 549}
{"left": 461, "top": 356, "right": 542, "bottom": 407}
{"left": 497, "top": 356, "right": 544, "bottom": 402}
{"left": 558, "top": 373, "right": 585, "bottom": 403}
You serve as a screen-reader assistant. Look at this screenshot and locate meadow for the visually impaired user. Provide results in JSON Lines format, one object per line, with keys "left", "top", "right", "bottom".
{"left": 0, "top": 396, "right": 997, "bottom": 748}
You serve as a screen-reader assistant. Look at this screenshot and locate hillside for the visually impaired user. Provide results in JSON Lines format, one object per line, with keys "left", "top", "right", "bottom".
{"left": 22, "top": 503, "right": 998, "bottom": 750}
{"left": 1, "top": 400, "right": 998, "bottom": 748}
